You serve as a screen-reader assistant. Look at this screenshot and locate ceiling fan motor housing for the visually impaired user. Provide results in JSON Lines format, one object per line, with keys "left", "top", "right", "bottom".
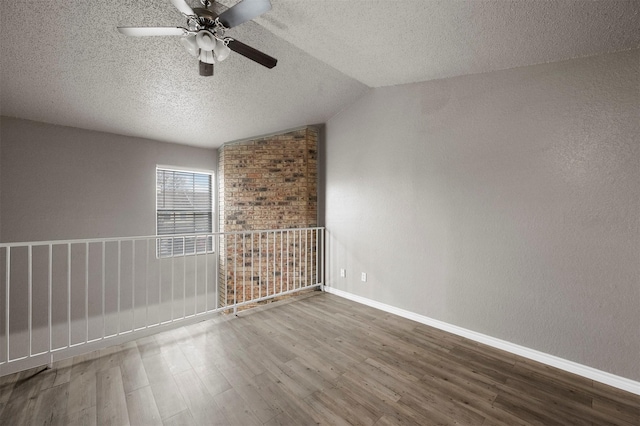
{"left": 192, "top": 8, "right": 219, "bottom": 29}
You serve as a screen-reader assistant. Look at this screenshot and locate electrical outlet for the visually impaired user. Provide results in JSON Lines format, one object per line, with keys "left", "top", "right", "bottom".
{"left": 361, "top": 272, "right": 367, "bottom": 282}
{"left": 340, "top": 268, "right": 346, "bottom": 278}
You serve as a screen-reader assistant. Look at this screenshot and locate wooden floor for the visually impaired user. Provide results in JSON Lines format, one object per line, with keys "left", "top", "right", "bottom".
{"left": 0, "top": 292, "right": 638, "bottom": 425}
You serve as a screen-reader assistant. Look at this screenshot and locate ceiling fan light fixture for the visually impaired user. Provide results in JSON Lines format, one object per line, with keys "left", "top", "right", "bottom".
{"left": 117, "top": 0, "right": 277, "bottom": 76}
{"left": 196, "top": 30, "right": 216, "bottom": 50}
{"left": 180, "top": 35, "right": 200, "bottom": 57}
{"left": 199, "top": 49, "right": 215, "bottom": 64}
{"left": 214, "top": 39, "right": 231, "bottom": 61}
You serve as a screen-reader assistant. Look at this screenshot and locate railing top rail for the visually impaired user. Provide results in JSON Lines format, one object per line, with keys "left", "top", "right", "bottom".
{"left": 0, "top": 227, "right": 325, "bottom": 248}
{"left": 219, "top": 226, "right": 324, "bottom": 237}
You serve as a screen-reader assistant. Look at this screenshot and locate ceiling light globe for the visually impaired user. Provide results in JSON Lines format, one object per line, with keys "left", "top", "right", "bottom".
{"left": 196, "top": 30, "right": 216, "bottom": 51}
{"left": 180, "top": 35, "right": 200, "bottom": 57}
{"left": 199, "top": 49, "right": 215, "bottom": 64}
{"left": 214, "top": 39, "right": 231, "bottom": 61}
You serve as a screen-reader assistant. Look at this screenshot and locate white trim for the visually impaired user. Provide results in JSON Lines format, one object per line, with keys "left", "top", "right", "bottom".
{"left": 323, "top": 286, "right": 640, "bottom": 396}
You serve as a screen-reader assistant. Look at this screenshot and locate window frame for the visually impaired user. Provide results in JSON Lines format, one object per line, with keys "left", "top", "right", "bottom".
{"left": 155, "top": 165, "right": 215, "bottom": 258}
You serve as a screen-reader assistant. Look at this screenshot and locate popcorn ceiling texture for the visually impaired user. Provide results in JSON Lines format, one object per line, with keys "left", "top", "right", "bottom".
{"left": 0, "top": 2, "right": 367, "bottom": 148}
{"left": 218, "top": 127, "right": 318, "bottom": 306}
{"left": 2, "top": 1, "right": 639, "bottom": 147}
{"left": 261, "top": 0, "right": 640, "bottom": 87}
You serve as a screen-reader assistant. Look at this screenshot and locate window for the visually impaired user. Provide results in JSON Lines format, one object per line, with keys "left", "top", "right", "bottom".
{"left": 156, "top": 167, "right": 213, "bottom": 257}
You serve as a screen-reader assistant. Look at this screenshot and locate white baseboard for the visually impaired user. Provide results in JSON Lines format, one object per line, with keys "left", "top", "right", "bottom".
{"left": 323, "top": 286, "right": 640, "bottom": 396}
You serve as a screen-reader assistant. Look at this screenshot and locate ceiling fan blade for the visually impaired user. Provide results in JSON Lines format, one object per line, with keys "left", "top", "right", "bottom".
{"left": 117, "top": 27, "right": 187, "bottom": 36}
{"left": 170, "top": 0, "right": 195, "bottom": 16}
{"left": 227, "top": 39, "right": 277, "bottom": 68}
{"left": 199, "top": 61, "right": 214, "bottom": 76}
{"left": 218, "top": 0, "right": 271, "bottom": 28}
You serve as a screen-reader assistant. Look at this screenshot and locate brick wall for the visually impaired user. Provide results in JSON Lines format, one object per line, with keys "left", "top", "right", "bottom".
{"left": 218, "top": 127, "right": 318, "bottom": 307}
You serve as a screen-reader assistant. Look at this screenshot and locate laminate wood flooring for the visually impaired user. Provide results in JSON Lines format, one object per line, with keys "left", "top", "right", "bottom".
{"left": 0, "top": 292, "right": 638, "bottom": 425}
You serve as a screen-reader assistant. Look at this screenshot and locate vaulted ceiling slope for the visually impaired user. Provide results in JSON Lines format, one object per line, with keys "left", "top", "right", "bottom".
{"left": 1, "top": 1, "right": 639, "bottom": 148}
{"left": 246, "top": 0, "right": 640, "bottom": 87}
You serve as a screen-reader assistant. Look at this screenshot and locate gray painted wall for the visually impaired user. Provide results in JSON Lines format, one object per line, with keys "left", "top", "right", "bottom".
{"left": 325, "top": 49, "right": 640, "bottom": 381}
{"left": 0, "top": 117, "right": 216, "bottom": 242}
{"left": 0, "top": 117, "right": 218, "bottom": 363}
{"left": 0, "top": 127, "right": 2, "bottom": 242}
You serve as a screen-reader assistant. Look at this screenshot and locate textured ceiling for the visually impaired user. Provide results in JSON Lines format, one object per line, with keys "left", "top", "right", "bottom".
{"left": 1, "top": 1, "right": 639, "bottom": 148}
{"left": 248, "top": 0, "right": 640, "bottom": 87}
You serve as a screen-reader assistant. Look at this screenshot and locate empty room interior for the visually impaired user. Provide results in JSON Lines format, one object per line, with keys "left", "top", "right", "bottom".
{"left": 0, "top": 0, "right": 639, "bottom": 425}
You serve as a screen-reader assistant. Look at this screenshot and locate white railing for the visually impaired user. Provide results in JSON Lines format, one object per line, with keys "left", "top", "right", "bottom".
{"left": 0, "top": 227, "right": 324, "bottom": 377}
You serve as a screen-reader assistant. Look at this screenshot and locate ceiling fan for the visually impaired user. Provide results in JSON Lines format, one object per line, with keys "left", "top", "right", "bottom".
{"left": 117, "top": 0, "right": 277, "bottom": 76}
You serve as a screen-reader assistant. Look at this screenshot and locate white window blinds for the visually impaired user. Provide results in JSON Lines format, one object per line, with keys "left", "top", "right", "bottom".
{"left": 156, "top": 168, "right": 213, "bottom": 257}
